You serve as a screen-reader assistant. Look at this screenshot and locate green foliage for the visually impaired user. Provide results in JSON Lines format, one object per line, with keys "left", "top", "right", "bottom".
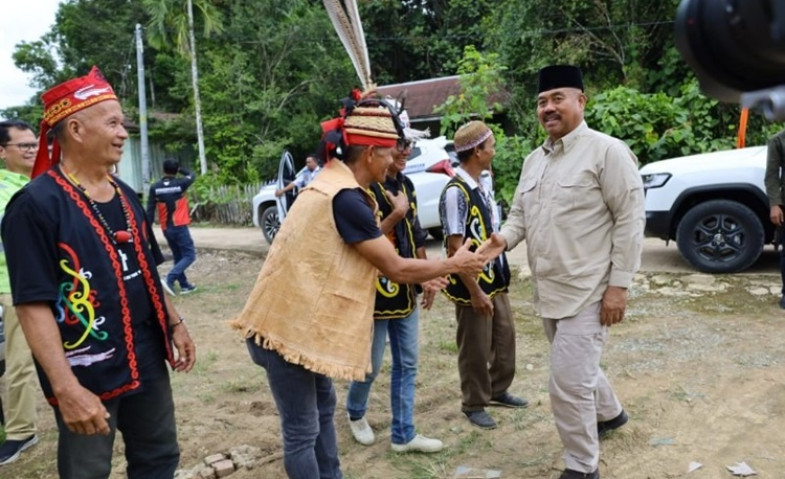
{"left": 13, "top": 0, "right": 154, "bottom": 98}
{"left": 585, "top": 79, "right": 743, "bottom": 165}
{"left": 431, "top": 45, "right": 527, "bottom": 206}
{"left": 187, "top": 0, "right": 355, "bottom": 182}
{"left": 0, "top": 104, "right": 44, "bottom": 126}
{"left": 11, "top": 0, "right": 784, "bottom": 207}
{"left": 360, "top": 0, "right": 496, "bottom": 83}
{"left": 492, "top": 133, "right": 534, "bottom": 205}
{"left": 434, "top": 46, "right": 507, "bottom": 137}
{"left": 142, "top": 0, "right": 224, "bottom": 54}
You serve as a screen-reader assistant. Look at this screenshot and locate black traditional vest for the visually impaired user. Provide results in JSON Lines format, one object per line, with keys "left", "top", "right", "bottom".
{"left": 31, "top": 170, "right": 174, "bottom": 404}
{"left": 441, "top": 175, "right": 510, "bottom": 304}
{"left": 370, "top": 174, "right": 423, "bottom": 319}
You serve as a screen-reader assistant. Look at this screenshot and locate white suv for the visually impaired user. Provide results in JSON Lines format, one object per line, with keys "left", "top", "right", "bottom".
{"left": 640, "top": 146, "right": 775, "bottom": 273}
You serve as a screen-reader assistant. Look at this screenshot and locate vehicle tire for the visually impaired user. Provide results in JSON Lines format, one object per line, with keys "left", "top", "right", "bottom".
{"left": 260, "top": 205, "right": 281, "bottom": 244}
{"left": 428, "top": 227, "right": 444, "bottom": 241}
{"left": 676, "top": 199, "right": 764, "bottom": 273}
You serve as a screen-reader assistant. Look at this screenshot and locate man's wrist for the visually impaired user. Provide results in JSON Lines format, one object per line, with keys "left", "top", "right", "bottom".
{"left": 169, "top": 316, "right": 185, "bottom": 330}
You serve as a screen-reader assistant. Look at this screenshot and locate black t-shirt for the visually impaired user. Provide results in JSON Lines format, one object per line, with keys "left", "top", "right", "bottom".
{"left": 332, "top": 188, "right": 382, "bottom": 243}
{"left": 5, "top": 190, "right": 167, "bottom": 379}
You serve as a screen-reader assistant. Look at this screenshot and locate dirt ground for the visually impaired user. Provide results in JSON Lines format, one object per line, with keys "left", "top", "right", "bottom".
{"left": 5, "top": 247, "right": 785, "bottom": 479}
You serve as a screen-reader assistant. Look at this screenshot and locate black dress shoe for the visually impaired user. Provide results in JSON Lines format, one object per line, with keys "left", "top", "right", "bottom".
{"left": 779, "top": 295, "right": 785, "bottom": 309}
{"left": 464, "top": 410, "right": 497, "bottom": 429}
{"left": 559, "top": 468, "right": 599, "bottom": 479}
{"left": 597, "top": 409, "right": 628, "bottom": 436}
{"left": 489, "top": 391, "right": 529, "bottom": 408}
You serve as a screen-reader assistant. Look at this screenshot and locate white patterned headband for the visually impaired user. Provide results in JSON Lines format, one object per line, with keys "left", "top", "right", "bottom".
{"left": 454, "top": 129, "right": 493, "bottom": 153}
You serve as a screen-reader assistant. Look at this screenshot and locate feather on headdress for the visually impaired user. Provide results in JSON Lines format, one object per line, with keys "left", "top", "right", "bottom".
{"left": 323, "top": 0, "right": 372, "bottom": 90}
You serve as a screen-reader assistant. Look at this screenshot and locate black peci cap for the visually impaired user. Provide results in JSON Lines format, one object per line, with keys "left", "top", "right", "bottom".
{"left": 537, "top": 65, "right": 584, "bottom": 93}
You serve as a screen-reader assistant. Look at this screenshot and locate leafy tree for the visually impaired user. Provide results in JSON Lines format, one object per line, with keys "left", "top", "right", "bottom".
{"left": 13, "top": 0, "right": 154, "bottom": 101}
{"left": 433, "top": 45, "right": 507, "bottom": 137}
{"left": 175, "top": 0, "right": 356, "bottom": 183}
{"left": 359, "top": 0, "right": 495, "bottom": 84}
{"left": 11, "top": 0, "right": 187, "bottom": 124}
{"left": 142, "top": 0, "right": 225, "bottom": 174}
{"left": 142, "top": 0, "right": 223, "bottom": 53}
{"left": 485, "top": 0, "right": 687, "bottom": 132}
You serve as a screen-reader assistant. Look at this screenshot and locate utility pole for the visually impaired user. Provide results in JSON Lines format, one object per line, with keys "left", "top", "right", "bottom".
{"left": 135, "top": 23, "right": 152, "bottom": 195}
{"left": 187, "top": 0, "right": 207, "bottom": 175}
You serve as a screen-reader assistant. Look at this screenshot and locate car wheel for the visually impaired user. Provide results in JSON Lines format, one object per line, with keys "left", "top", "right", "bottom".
{"left": 676, "top": 199, "right": 764, "bottom": 273}
{"left": 261, "top": 205, "right": 280, "bottom": 244}
{"left": 427, "top": 227, "right": 444, "bottom": 241}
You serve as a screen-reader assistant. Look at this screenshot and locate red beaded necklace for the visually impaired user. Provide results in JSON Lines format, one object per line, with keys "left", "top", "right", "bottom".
{"left": 62, "top": 166, "right": 133, "bottom": 244}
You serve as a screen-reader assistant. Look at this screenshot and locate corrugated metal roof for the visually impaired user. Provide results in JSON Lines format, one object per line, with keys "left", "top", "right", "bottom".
{"left": 377, "top": 76, "right": 462, "bottom": 119}
{"left": 376, "top": 75, "right": 509, "bottom": 121}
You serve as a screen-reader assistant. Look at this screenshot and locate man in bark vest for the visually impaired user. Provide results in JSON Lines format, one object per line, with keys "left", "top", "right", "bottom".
{"left": 1, "top": 66, "right": 196, "bottom": 479}
{"left": 232, "top": 94, "right": 491, "bottom": 479}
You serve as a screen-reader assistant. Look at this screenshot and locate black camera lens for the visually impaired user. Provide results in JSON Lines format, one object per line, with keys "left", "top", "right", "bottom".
{"left": 676, "top": 0, "right": 785, "bottom": 102}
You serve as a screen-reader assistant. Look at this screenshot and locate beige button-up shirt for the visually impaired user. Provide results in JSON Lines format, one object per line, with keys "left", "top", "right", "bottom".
{"left": 500, "top": 121, "right": 645, "bottom": 319}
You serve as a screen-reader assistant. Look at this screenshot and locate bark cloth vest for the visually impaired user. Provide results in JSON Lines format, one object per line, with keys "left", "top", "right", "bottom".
{"left": 231, "top": 160, "right": 379, "bottom": 381}
{"left": 27, "top": 169, "right": 174, "bottom": 405}
{"left": 442, "top": 175, "right": 510, "bottom": 305}
{"left": 370, "top": 177, "right": 419, "bottom": 320}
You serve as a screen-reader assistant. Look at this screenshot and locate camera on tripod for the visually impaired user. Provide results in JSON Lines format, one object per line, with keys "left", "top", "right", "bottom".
{"left": 676, "top": 0, "right": 785, "bottom": 121}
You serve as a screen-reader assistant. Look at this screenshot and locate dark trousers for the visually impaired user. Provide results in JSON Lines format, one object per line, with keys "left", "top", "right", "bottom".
{"left": 246, "top": 339, "right": 342, "bottom": 479}
{"left": 54, "top": 370, "right": 180, "bottom": 479}
{"left": 455, "top": 293, "right": 517, "bottom": 411}
{"left": 163, "top": 226, "right": 196, "bottom": 287}
{"left": 780, "top": 226, "right": 785, "bottom": 295}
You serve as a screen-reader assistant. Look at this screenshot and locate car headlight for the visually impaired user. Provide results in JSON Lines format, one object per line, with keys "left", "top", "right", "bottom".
{"left": 641, "top": 172, "right": 671, "bottom": 189}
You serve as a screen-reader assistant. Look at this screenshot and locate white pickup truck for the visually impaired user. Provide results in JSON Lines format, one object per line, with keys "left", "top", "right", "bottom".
{"left": 639, "top": 146, "right": 776, "bottom": 273}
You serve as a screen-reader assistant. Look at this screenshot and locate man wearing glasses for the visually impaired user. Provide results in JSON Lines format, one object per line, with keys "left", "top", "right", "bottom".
{"left": 0, "top": 120, "right": 39, "bottom": 465}
{"left": 344, "top": 109, "right": 445, "bottom": 453}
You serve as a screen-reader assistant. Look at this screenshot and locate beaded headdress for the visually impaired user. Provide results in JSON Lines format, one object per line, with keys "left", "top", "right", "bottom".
{"left": 32, "top": 66, "right": 118, "bottom": 178}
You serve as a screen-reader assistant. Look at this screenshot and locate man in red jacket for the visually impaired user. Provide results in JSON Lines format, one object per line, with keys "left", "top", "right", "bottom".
{"left": 147, "top": 159, "right": 197, "bottom": 296}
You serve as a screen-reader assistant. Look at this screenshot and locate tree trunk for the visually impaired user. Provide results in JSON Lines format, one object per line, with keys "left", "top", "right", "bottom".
{"left": 187, "top": 0, "right": 207, "bottom": 175}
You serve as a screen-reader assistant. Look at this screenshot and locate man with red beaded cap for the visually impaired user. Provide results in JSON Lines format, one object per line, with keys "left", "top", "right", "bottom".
{"left": 231, "top": 95, "right": 490, "bottom": 479}
{"left": 1, "top": 66, "right": 196, "bottom": 479}
{"left": 484, "top": 65, "right": 645, "bottom": 479}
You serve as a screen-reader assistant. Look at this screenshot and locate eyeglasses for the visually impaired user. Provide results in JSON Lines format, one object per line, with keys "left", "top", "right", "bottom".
{"left": 3, "top": 143, "right": 39, "bottom": 151}
{"left": 396, "top": 139, "right": 413, "bottom": 152}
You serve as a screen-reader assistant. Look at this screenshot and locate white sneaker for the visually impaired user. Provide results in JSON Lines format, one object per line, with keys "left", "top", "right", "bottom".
{"left": 348, "top": 414, "right": 375, "bottom": 446}
{"left": 161, "top": 280, "right": 176, "bottom": 296}
{"left": 391, "top": 434, "right": 444, "bottom": 453}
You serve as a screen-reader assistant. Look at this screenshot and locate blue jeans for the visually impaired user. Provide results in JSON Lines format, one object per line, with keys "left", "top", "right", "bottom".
{"left": 346, "top": 309, "right": 419, "bottom": 445}
{"left": 163, "top": 226, "right": 196, "bottom": 287}
{"left": 247, "top": 339, "right": 342, "bottom": 479}
{"left": 53, "top": 367, "right": 180, "bottom": 479}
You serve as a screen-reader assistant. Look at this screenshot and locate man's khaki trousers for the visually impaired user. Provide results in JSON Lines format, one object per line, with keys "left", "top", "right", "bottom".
{"left": 543, "top": 301, "right": 622, "bottom": 474}
{"left": 0, "top": 294, "right": 38, "bottom": 439}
